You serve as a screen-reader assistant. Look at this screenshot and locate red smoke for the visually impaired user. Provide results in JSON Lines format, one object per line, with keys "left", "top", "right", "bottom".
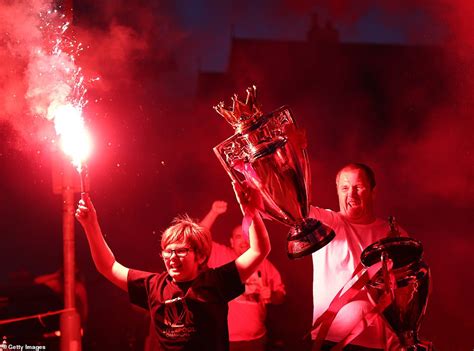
{"left": 0, "top": 0, "right": 50, "bottom": 140}
{"left": 275, "top": 0, "right": 474, "bottom": 204}
{"left": 0, "top": 0, "right": 187, "bottom": 145}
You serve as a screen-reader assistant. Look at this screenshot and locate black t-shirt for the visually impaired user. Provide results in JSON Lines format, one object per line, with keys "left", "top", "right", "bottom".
{"left": 128, "top": 261, "right": 244, "bottom": 351}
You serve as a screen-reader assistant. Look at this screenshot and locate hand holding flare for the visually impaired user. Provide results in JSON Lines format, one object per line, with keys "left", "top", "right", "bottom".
{"left": 75, "top": 192, "right": 98, "bottom": 229}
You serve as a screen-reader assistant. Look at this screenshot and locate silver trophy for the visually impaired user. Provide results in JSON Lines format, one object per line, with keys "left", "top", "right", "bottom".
{"left": 360, "top": 218, "right": 433, "bottom": 350}
{"left": 213, "top": 86, "right": 335, "bottom": 259}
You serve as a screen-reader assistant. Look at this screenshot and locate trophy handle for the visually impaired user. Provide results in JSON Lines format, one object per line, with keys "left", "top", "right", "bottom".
{"left": 213, "top": 139, "right": 284, "bottom": 222}
{"left": 213, "top": 140, "right": 245, "bottom": 185}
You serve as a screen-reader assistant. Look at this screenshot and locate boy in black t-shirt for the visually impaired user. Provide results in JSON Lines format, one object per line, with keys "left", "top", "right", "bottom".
{"left": 75, "top": 182, "right": 270, "bottom": 351}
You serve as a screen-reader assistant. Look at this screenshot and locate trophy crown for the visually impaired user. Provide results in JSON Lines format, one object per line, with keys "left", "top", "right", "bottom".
{"left": 213, "top": 85, "right": 263, "bottom": 131}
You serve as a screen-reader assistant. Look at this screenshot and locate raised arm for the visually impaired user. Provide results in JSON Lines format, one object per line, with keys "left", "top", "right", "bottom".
{"left": 199, "top": 200, "right": 228, "bottom": 230}
{"left": 75, "top": 193, "right": 129, "bottom": 291}
{"left": 232, "top": 182, "right": 271, "bottom": 282}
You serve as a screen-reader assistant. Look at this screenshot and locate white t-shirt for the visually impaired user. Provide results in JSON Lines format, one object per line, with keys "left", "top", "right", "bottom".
{"left": 310, "top": 206, "right": 400, "bottom": 348}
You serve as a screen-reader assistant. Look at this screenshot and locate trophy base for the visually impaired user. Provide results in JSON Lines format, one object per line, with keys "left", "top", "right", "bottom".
{"left": 404, "top": 341, "right": 434, "bottom": 351}
{"left": 400, "top": 331, "right": 434, "bottom": 351}
{"left": 287, "top": 218, "right": 335, "bottom": 259}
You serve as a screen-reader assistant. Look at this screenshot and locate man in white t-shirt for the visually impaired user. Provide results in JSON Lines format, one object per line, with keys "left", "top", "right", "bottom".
{"left": 201, "top": 201, "right": 286, "bottom": 351}
{"left": 311, "top": 163, "right": 403, "bottom": 351}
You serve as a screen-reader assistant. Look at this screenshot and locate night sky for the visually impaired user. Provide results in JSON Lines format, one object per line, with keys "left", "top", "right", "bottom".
{"left": 1, "top": 1, "right": 473, "bottom": 350}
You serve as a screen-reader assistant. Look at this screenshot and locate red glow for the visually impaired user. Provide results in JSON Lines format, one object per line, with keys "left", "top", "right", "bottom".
{"left": 52, "top": 103, "right": 92, "bottom": 172}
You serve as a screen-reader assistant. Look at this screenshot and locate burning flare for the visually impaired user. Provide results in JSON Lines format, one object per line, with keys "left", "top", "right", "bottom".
{"left": 23, "top": 6, "right": 96, "bottom": 192}
{"left": 52, "top": 103, "right": 92, "bottom": 173}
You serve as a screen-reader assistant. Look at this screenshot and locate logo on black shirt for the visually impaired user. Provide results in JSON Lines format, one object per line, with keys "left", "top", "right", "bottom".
{"left": 163, "top": 296, "right": 195, "bottom": 339}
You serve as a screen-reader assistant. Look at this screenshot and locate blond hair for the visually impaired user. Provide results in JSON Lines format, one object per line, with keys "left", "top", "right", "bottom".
{"left": 161, "top": 214, "right": 212, "bottom": 269}
{"left": 336, "top": 163, "right": 376, "bottom": 190}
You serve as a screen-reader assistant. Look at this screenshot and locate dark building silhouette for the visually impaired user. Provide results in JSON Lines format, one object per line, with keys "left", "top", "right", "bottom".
{"left": 196, "top": 20, "right": 447, "bottom": 163}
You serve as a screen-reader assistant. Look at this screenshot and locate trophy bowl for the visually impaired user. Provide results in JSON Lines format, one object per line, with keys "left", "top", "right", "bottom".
{"left": 361, "top": 237, "right": 432, "bottom": 350}
{"left": 213, "top": 86, "right": 335, "bottom": 259}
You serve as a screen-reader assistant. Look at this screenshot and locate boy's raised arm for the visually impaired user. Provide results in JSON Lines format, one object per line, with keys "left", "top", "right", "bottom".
{"left": 232, "top": 182, "right": 271, "bottom": 282}
{"left": 75, "top": 193, "right": 129, "bottom": 291}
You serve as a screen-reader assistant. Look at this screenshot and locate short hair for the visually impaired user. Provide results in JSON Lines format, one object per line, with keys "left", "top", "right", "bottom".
{"left": 336, "top": 163, "right": 376, "bottom": 190}
{"left": 161, "top": 214, "right": 212, "bottom": 269}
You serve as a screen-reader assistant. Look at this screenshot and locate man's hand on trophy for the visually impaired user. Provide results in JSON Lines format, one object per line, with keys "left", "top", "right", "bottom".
{"left": 211, "top": 200, "right": 228, "bottom": 216}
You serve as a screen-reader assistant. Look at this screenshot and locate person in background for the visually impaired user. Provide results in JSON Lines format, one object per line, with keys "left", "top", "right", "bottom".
{"left": 34, "top": 268, "right": 88, "bottom": 325}
{"left": 201, "top": 200, "right": 286, "bottom": 351}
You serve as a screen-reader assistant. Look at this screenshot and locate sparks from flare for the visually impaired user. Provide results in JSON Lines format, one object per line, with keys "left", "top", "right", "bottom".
{"left": 28, "top": 7, "right": 97, "bottom": 188}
